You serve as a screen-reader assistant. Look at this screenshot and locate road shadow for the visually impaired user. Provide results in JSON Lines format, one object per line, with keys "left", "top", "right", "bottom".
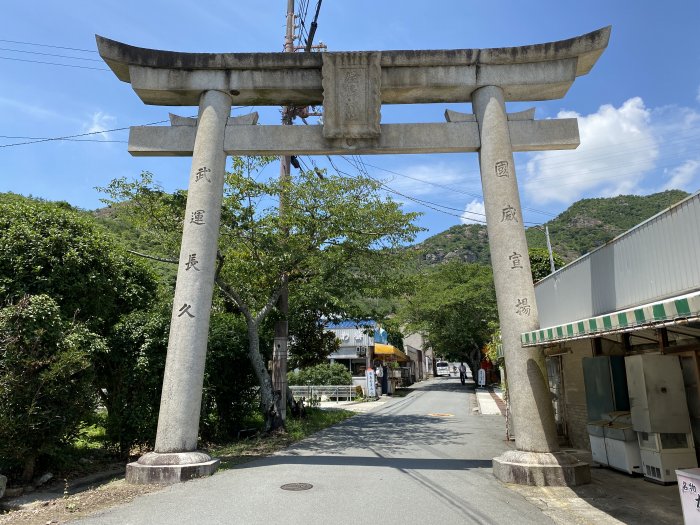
{"left": 286, "top": 412, "right": 468, "bottom": 456}
{"left": 234, "top": 455, "right": 491, "bottom": 471}
{"left": 408, "top": 378, "right": 474, "bottom": 393}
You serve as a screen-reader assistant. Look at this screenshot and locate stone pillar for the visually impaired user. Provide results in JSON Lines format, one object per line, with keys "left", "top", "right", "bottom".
{"left": 272, "top": 276, "right": 288, "bottom": 422}
{"left": 126, "top": 90, "right": 232, "bottom": 484}
{"left": 473, "top": 86, "right": 589, "bottom": 486}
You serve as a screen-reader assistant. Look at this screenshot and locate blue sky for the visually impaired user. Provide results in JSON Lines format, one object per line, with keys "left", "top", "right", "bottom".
{"left": 1, "top": 0, "right": 699, "bottom": 243}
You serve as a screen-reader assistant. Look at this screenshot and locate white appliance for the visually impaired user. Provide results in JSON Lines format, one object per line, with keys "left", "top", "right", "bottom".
{"left": 625, "top": 354, "right": 698, "bottom": 484}
{"left": 587, "top": 420, "right": 609, "bottom": 466}
{"left": 587, "top": 412, "right": 642, "bottom": 474}
{"left": 638, "top": 431, "right": 697, "bottom": 484}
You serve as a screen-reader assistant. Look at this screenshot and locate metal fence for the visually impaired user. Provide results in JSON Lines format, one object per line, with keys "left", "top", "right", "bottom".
{"left": 289, "top": 385, "right": 356, "bottom": 403}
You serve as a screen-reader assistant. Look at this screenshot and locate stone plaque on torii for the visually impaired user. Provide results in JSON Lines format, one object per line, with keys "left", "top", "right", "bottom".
{"left": 96, "top": 26, "right": 610, "bottom": 486}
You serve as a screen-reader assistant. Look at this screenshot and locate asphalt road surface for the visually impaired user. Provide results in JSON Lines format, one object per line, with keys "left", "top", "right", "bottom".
{"left": 76, "top": 378, "right": 554, "bottom": 525}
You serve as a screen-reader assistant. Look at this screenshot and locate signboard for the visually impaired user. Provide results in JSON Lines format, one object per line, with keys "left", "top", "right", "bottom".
{"left": 366, "top": 369, "right": 377, "bottom": 398}
{"left": 677, "top": 468, "right": 700, "bottom": 523}
{"left": 478, "top": 368, "right": 486, "bottom": 388}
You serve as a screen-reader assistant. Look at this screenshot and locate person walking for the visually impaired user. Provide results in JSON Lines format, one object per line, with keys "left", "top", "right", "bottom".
{"left": 459, "top": 362, "right": 467, "bottom": 385}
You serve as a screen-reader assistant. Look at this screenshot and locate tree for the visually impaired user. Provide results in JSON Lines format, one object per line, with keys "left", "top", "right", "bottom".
{"left": 287, "top": 363, "right": 353, "bottom": 386}
{"left": 528, "top": 248, "right": 565, "bottom": 282}
{"left": 99, "top": 159, "right": 420, "bottom": 432}
{"left": 287, "top": 307, "right": 340, "bottom": 370}
{"left": 201, "top": 311, "right": 262, "bottom": 442}
{"left": 0, "top": 194, "right": 161, "bottom": 459}
{"left": 0, "top": 295, "right": 103, "bottom": 482}
{"left": 0, "top": 195, "right": 157, "bottom": 331}
{"left": 100, "top": 305, "right": 170, "bottom": 457}
{"left": 398, "top": 262, "right": 498, "bottom": 377}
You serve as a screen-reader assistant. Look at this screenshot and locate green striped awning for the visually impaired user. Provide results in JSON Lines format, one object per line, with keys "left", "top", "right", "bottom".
{"left": 521, "top": 290, "right": 700, "bottom": 347}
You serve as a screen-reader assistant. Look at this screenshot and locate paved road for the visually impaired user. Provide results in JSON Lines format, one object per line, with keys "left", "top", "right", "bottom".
{"left": 76, "top": 378, "right": 553, "bottom": 525}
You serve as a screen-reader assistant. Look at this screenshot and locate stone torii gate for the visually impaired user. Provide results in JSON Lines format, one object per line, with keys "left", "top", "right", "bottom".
{"left": 96, "top": 26, "right": 610, "bottom": 486}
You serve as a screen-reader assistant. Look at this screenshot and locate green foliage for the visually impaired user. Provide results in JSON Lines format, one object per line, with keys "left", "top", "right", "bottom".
{"left": 99, "top": 160, "right": 420, "bottom": 431}
{"left": 288, "top": 308, "right": 340, "bottom": 370}
{"left": 98, "top": 305, "right": 170, "bottom": 457}
{"left": 526, "top": 190, "right": 690, "bottom": 261}
{"left": 417, "top": 190, "right": 690, "bottom": 267}
{"left": 398, "top": 261, "right": 497, "bottom": 371}
{"left": 0, "top": 295, "right": 102, "bottom": 482}
{"left": 201, "top": 312, "right": 262, "bottom": 442}
{"left": 0, "top": 195, "right": 158, "bottom": 331}
{"left": 528, "top": 248, "right": 565, "bottom": 282}
{"left": 416, "top": 223, "right": 491, "bottom": 265}
{"left": 287, "top": 363, "right": 353, "bottom": 386}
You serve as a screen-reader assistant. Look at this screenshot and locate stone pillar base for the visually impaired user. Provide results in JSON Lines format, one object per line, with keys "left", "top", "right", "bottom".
{"left": 126, "top": 451, "right": 220, "bottom": 485}
{"left": 492, "top": 450, "right": 590, "bottom": 487}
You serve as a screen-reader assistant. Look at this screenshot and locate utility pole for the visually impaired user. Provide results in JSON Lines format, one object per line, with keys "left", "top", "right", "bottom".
{"left": 271, "top": 0, "right": 296, "bottom": 423}
{"left": 545, "top": 225, "right": 556, "bottom": 274}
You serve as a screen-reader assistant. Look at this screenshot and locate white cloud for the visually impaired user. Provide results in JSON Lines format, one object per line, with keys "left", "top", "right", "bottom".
{"left": 84, "top": 111, "right": 117, "bottom": 140}
{"left": 660, "top": 160, "right": 700, "bottom": 192}
{"left": 523, "top": 97, "right": 659, "bottom": 204}
{"left": 461, "top": 199, "right": 485, "bottom": 224}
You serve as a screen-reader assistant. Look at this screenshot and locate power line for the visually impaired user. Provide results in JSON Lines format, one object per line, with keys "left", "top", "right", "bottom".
{"left": 0, "top": 120, "right": 169, "bottom": 148}
{"left": 0, "top": 38, "right": 98, "bottom": 53}
{"left": 0, "top": 135, "right": 127, "bottom": 144}
{"left": 0, "top": 46, "right": 105, "bottom": 62}
{"left": 0, "top": 56, "right": 109, "bottom": 71}
{"left": 337, "top": 155, "right": 493, "bottom": 224}
{"left": 358, "top": 159, "right": 556, "bottom": 219}
{"left": 0, "top": 107, "right": 250, "bottom": 148}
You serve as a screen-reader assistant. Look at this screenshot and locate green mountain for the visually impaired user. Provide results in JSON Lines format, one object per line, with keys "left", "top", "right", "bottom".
{"left": 414, "top": 190, "right": 691, "bottom": 266}
{"left": 4, "top": 189, "right": 691, "bottom": 273}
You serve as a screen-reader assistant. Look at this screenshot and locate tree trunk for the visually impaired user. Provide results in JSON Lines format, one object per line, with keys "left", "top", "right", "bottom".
{"left": 246, "top": 322, "right": 284, "bottom": 432}
{"left": 21, "top": 453, "right": 36, "bottom": 484}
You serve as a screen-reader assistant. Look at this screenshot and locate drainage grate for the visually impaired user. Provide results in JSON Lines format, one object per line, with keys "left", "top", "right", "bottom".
{"left": 281, "top": 483, "right": 313, "bottom": 491}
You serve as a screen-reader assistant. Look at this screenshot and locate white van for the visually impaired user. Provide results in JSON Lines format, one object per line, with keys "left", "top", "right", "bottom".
{"left": 435, "top": 361, "right": 451, "bottom": 377}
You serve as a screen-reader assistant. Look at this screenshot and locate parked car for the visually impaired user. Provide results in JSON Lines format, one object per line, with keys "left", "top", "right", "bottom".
{"left": 435, "top": 361, "right": 451, "bottom": 377}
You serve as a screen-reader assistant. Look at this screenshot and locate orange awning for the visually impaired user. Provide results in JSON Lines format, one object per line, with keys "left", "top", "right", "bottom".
{"left": 374, "top": 343, "right": 409, "bottom": 361}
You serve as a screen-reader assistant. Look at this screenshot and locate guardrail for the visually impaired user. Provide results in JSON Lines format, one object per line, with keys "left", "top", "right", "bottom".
{"left": 289, "top": 385, "right": 356, "bottom": 403}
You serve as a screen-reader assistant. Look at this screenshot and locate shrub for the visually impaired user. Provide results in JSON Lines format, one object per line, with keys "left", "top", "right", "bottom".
{"left": 0, "top": 196, "right": 157, "bottom": 331}
{"left": 99, "top": 306, "right": 170, "bottom": 457}
{"left": 200, "top": 312, "right": 261, "bottom": 442}
{"left": 0, "top": 295, "right": 102, "bottom": 483}
{"left": 287, "top": 363, "right": 353, "bottom": 386}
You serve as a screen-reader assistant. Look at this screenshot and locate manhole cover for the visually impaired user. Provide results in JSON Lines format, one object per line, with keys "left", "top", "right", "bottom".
{"left": 428, "top": 413, "right": 454, "bottom": 418}
{"left": 281, "top": 483, "right": 313, "bottom": 491}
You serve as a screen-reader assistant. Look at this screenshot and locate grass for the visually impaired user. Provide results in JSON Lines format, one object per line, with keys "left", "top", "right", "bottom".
{"left": 210, "top": 408, "right": 355, "bottom": 470}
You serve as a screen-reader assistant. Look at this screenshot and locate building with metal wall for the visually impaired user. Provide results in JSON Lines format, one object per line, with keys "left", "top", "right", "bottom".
{"left": 521, "top": 192, "right": 700, "bottom": 481}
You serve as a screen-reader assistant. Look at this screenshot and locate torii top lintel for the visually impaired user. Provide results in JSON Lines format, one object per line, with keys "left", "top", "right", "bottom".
{"left": 95, "top": 27, "right": 610, "bottom": 107}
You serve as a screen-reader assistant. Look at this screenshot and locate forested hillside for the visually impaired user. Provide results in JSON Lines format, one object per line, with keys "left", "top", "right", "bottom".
{"left": 415, "top": 190, "right": 690, "bottom": 266}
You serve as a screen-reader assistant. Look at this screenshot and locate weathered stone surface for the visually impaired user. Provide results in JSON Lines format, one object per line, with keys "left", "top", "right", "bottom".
{"left": 445, "top": 108, "right": 535, "bottom": 123}
{"left": 473, "top": 85, "right": 560, "bottom": 454}
{"left": 152, "top": 89, "right": 231, "bottom": 456}
{"left": 322, "top": 52, "right": 381, "bottom": 140}
{"left": 126, "top": 458, "right": 219, "bottom": 485}
{"left": 0, "top": 474, "right": 6, "bottom": 499}
{"left": 169, "top": 112, "right": 259, "bottom": 127}
{"left": 96, "top": 27, "right": 610, "bottom": 106}
{"left": 492, "top": 450, "right": 591, "bottom": 486}
{"left": 137, "top": 451, "right": 213, "bottom": 465}
{"left": 128, "top": 118, "right": 579, "bottom": 157}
